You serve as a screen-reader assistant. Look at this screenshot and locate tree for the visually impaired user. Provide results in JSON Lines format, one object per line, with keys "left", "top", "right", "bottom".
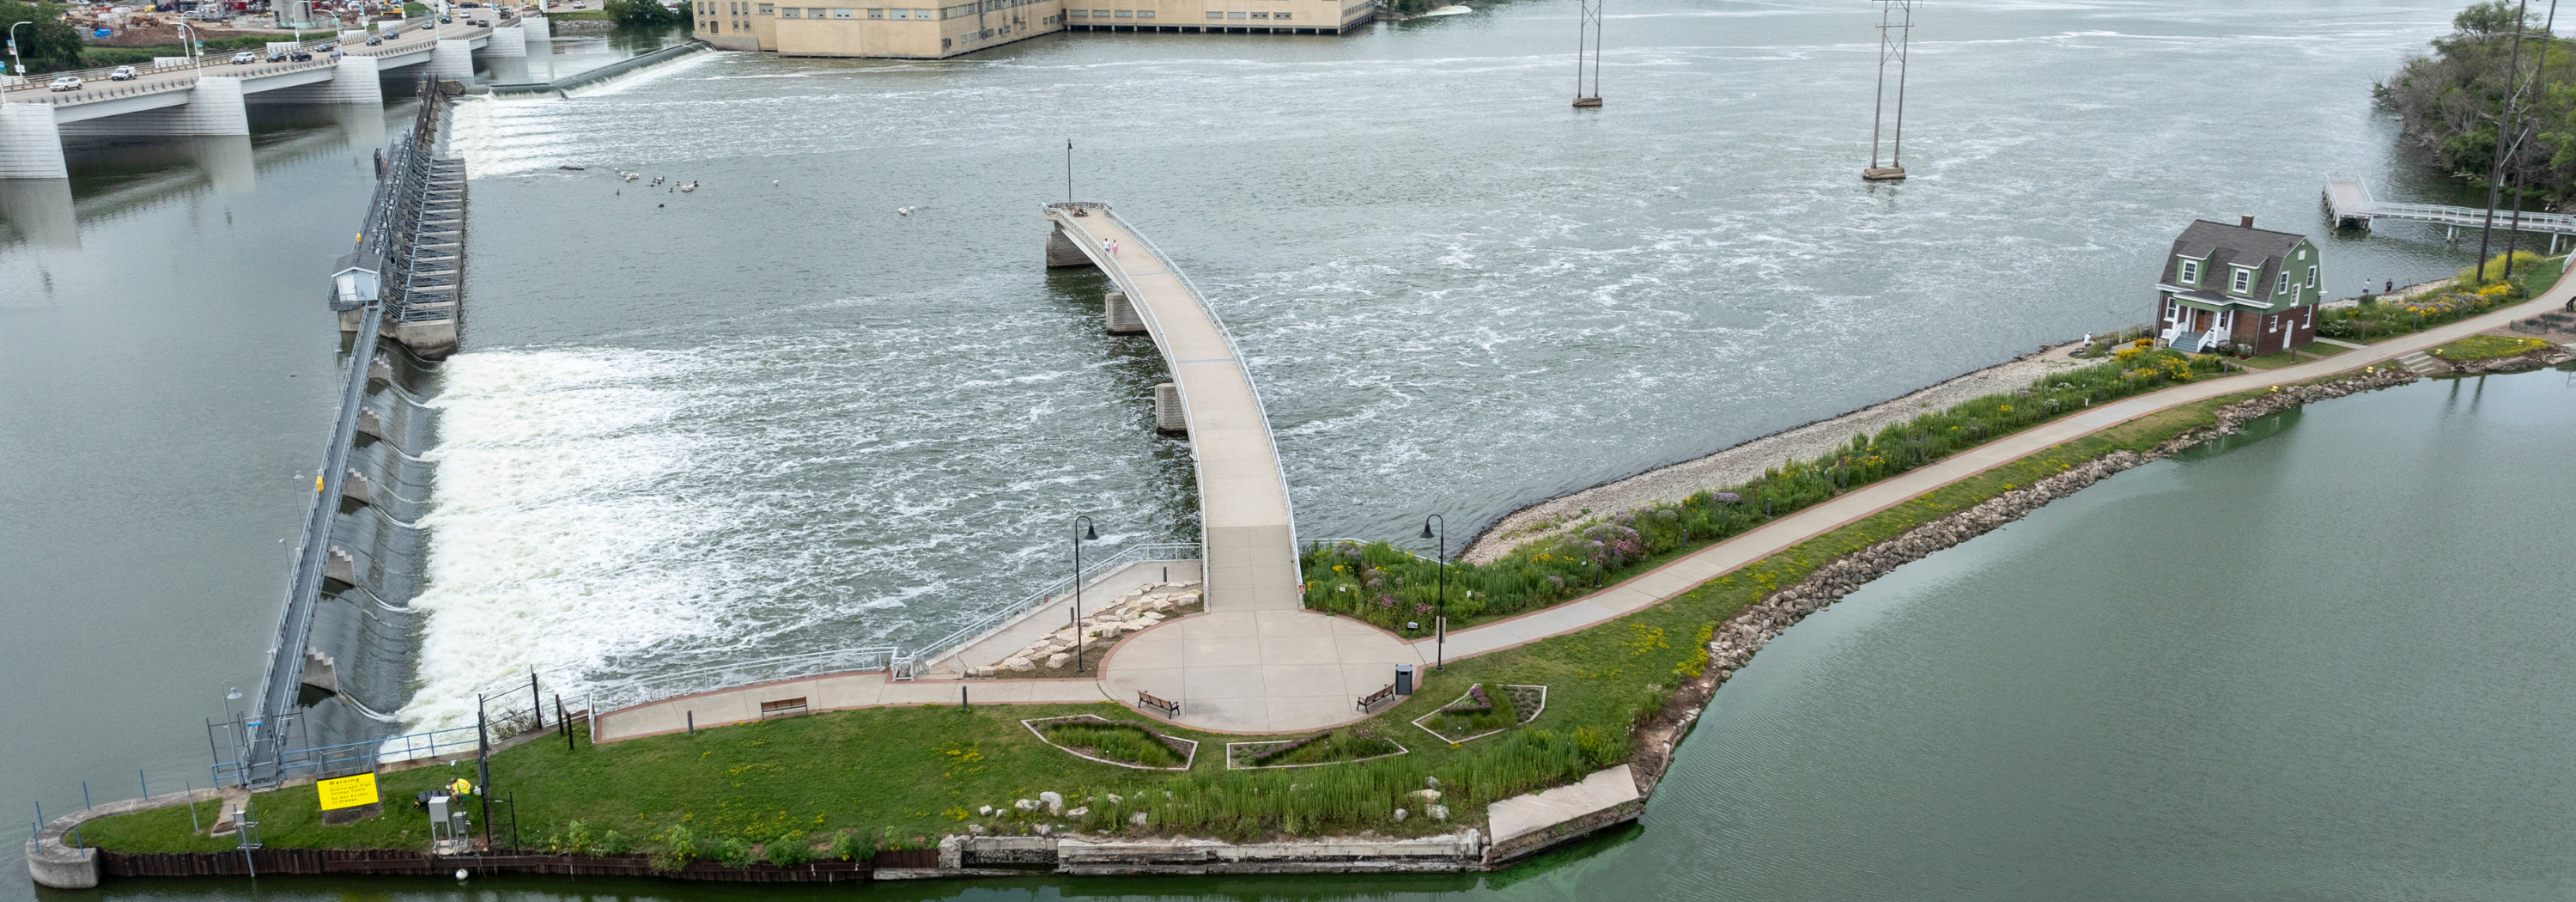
{"left": 602, "top": 0, "right": 681, "bottom": 26}
{"left": 1, "top": 1, "right": 85, "bottom": 75}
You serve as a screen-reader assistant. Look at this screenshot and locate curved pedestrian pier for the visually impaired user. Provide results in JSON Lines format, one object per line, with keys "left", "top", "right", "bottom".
{"left": 1043, "top": 202, "right": 1301, "bottom": 613}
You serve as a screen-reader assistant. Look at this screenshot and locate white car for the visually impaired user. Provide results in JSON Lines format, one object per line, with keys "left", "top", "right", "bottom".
{"left": 109, "top": 65, "right": 137, "bottom": 80}
{"left": 48, "top": 75, "right": 82, "bottom": 91}
{"left": 231, "top": 51, "right": 258, "bottom": 64}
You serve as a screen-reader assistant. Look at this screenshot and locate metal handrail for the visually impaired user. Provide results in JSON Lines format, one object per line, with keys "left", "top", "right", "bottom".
{"left": 1089, "top": 204, "right": 1302, "bottom": 554}
{"left": 587, "top": 646, "right": 904, "bottom": 715}
{"left": 904, "top": 540, "right": 1202, "bottom": 672}
{"left": 583, "top": 541, "right": 1203, "bottom": 714}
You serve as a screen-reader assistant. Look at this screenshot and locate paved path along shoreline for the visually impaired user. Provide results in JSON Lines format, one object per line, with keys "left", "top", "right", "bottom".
{"left": 1418, "top": 283, "right": 2576, "bottom": 662}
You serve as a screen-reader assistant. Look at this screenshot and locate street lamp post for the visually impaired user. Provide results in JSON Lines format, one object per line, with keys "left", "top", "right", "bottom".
{"left": 8, "top": 21, "right": 31, "bottom": 82}
{"left": 1071, "top": 516, "right": 1098, "bottom": 673}
{"left": 1419, "top": 515, "right": 1445, "bottom": 671}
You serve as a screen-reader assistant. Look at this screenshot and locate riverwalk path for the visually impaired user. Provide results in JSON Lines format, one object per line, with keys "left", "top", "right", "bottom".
{"left": 1414, "top": 283, "right": 2576, "bottom": 662}
{"left": 596, "top": 229, "right": 2569, "bottom": 742}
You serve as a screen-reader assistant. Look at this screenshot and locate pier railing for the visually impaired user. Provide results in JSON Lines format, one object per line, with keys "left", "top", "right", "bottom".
{"left": 578, "top": 541, "right": 1202, "bottom": 716}
{"left": 900, "top": 540, "right": 1203, "bottom": 675}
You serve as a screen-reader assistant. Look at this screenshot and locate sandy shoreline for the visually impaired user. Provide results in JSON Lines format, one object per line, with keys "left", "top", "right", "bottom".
{"left": 1460, "top": 339, "right": 2099, "bottom": 563}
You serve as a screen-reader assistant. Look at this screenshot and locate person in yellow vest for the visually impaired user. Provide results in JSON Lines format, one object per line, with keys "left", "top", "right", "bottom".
{"left": 448, "top": 777, "right": 473, "bottom": 798}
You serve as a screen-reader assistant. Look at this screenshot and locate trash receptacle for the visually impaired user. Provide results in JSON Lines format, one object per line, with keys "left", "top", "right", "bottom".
{"left": 1394, "top": 664, "right": 1415, "bottom": 696}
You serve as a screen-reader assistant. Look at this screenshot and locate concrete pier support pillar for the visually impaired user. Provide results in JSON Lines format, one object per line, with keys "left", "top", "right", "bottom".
{"left": 486, "top": 24, "right": 526, "bottom": 57}
{"left": 430, "top": 38, "right": 475, "bottom": 79}
{"left": 520, "top": 15, "right": 550, "bottom": 41}
{"left": 324, "top": 53, "right": 385, "bottom": 103}
{"left": 0, "top": 104, "right": 69, "bottom": 180}
{"left": 0, "top": 178, "right": 78, "bottom": 247}
{"left": 1153, "top": 382, "right": 1187, "bottom": 434}
{"left": 1104, "top": 290, "right": 1146, "bottom": 333}
{"left": 187, "top": 135, "right": 258, "bottom": 193}
{"left": 1046, "top": 224, "right": 1093, "bottom": 268}
{"left": 173, "top": 76, "right": 252, "bottom": 134}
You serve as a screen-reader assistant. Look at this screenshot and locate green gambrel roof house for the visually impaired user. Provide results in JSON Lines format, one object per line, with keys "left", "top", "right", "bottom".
{"left": 2156, "top": 216, "right": 2322, "bottom": 356}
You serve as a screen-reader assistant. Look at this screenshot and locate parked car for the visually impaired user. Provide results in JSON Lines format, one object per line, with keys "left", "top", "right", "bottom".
{"left": 108, "top": 65, "right": 137, "bottom": 80}
{"left": 47, "top": 75, "right": 83, "bottom": 91}
{"left": 230, "top": 50, "right": 257, "bottom": 64}
{"left": 365, "top": 33, "right": 383, "bottom": 44}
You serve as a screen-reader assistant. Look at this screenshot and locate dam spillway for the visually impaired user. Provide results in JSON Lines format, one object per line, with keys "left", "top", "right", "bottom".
{"left": 234, "top": 82, "right": 467, "bottom": 786}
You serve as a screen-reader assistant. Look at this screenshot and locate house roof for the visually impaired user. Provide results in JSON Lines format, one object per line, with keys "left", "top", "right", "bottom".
{"left": 2162, "top": 219, "right": 2310, "bottom": 307}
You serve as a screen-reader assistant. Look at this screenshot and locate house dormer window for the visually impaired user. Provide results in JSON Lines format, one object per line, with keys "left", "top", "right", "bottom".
{"left": 2231, "top": 266, "right": 2252, "bottom": 294}
{"left": 2178, "top": 259, "right": 2200, "bottom": 284}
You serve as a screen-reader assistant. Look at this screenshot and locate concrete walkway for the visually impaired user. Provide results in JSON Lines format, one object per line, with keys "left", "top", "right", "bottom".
{"left": 1098, "top": 609, "right": 1421, "bottom": 733}
{"left": 1045, "top": 204, "right": 1301, "bottom": 613}
{"left": 1419, "top": 287, "right": 2575, "bottom": 662}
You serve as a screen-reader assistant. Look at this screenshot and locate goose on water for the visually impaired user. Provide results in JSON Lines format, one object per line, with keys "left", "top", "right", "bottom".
{"left": 678, "top": 182, "right": 698, "bottom": 192}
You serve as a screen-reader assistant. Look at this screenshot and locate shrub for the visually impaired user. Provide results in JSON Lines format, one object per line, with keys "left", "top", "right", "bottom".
{"left": 764, "top": 831, "right": 815, "bottom": 866}
{"left": 827, "top": 828, "right": 874, "bottom": 862}
{"left": 597, "top": 830, "right": 629, "bottom": 856}
{"left": 647, "top": 825, "right": 695, "bottom": 872}
{"left": 560, "top": 820, "right": 593, "bottom": 856}
{"left": 714, "top": 836, "right": 757, "bottom": 868}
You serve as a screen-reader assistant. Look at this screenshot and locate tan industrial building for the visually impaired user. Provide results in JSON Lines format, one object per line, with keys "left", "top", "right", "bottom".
{"left": 696, "top": 0, "right": 1376, "bottom": 57}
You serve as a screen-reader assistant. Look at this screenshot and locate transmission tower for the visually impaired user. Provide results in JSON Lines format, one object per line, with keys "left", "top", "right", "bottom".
{"left": 1863, "top": 0, "right": 1915, "bottom": 180}
{"left": 1573, "top": 0, "right": 1603, "bottom": 107}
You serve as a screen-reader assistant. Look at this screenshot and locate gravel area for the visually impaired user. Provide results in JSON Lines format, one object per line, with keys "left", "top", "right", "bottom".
{"left": 1461, "top": 340, "right": 2098, "bottom": 564}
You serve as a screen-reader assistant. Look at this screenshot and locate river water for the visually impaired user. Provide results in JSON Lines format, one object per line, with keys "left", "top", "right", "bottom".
{"left": 5, "top": 0, "right": 2561, "bottom": 898}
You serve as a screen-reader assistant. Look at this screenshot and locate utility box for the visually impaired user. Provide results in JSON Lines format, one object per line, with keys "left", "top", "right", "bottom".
{"left": 1394, "top": 664, "right": 1415, "bottom": 696}
{"left": 426, "top": 795, "right": 471, "bottom": 855}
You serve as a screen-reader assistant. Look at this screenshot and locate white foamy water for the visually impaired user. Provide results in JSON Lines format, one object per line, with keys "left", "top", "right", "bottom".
{"left": 402, "top": 348, "right": 732, "bottom": 729}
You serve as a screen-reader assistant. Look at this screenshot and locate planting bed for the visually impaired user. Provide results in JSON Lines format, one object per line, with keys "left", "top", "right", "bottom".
{"left": 1224, "top": 728, "right": 1409, "bottom": 770}
{"left": 1024, "top": 715, "right": 1198, "bottom": 771}
{"left": 1413, "top": 684, "right": 1546, "bottom": 744}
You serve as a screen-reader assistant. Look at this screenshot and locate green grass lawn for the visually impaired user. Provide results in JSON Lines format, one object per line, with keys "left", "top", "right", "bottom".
{"left": 2234, "top": 341, "right": 2349, "bottom": 370}
{"left": 82, "top": 384, "right": 2270, "bottom": 860}
{"left": 2428, "top": 334, "right": 2557, "bottom": 362}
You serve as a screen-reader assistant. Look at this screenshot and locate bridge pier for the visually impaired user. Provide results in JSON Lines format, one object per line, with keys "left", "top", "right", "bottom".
{"left": 1046, "top": 224, "right": 1094, "bottom": 267}
{"left": 521, "top": 15, "right": 551, "bottom": 41}
{"left": 1105, "top": 290, "right": 1146, "bottom": 333}
{"left": 486, "top": 24, "right": 527, "bottom": 57}
{"left": 188, "top": 136, "right": 258, "bottom": 193}
{"left": 1153, "top": 382, "right": 1187, "bottom": 433}
{"left": 0, "top": 178, "right": 76, "bottom": 246}
{"left": 430, "top": 39, "right": 477, "bottom": 79}
{"left": 0, "top": 105, "right": 69, "bottom": 180}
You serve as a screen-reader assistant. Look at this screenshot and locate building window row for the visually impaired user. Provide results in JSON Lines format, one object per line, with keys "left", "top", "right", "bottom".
{"left": 1071, "top": 8, "right": 1155, "bottom": 16}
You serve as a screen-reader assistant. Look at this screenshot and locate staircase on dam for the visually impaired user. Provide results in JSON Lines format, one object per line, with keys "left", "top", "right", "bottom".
{"left": 1043, "top": 202, "right": 1302, "bottom": 613}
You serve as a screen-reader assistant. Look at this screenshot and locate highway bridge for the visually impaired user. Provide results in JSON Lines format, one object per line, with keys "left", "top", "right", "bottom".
{"left": 0, "top": 14, "right": 544, "bottom": 179}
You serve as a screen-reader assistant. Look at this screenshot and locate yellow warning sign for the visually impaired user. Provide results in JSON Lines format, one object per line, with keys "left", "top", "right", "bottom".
{"left": 316, "top": 772, "right": 380, "bottom": 811}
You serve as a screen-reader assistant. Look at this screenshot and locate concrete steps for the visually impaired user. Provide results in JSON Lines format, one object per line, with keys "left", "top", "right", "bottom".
{"left": 2397, "top": 350, "right": 2447, "bottom": 375}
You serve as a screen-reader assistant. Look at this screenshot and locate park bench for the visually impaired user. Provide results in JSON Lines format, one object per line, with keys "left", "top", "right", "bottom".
{"left": 1355, "top": 683, "right": 1397, "bottom": 714}
{"left": 1137, "top": 691, "right": 1181, "bottom": 718}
